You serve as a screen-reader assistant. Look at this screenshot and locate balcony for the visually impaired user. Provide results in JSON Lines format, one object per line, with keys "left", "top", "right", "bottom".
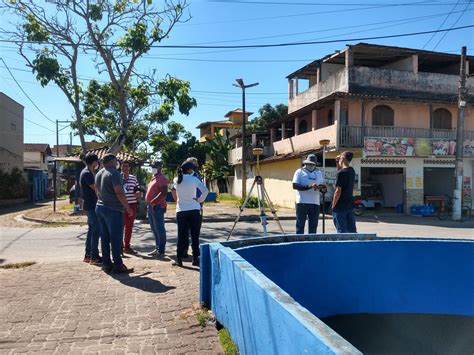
{"left": 228, "top": 146, "right": 273, "bottom": 165}
{"left": 273, "top": 125, "right": 338, "bottom": 155}
{"left": 288, "top": 68, "right": 347, "bottom": 114}
{"left": 339, "top": 126, "right": 474, "bottom": 147}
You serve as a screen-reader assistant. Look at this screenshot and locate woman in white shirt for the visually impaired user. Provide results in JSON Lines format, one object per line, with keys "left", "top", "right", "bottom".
{"left": 171, "top": 161, "right": 209, "bottom": 267}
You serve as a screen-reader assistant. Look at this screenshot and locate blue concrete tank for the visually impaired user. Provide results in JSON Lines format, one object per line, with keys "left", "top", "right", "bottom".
{"left": 201, "top": 235, "right": 474, "bottom": 354}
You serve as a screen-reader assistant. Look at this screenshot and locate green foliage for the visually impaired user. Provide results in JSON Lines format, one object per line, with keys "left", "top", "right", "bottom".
{"left": 218, "top": 328, "right": 238, "bottom": 355}
{"left": 89, "top": 4, "right": 103, "bottom": 21}
{"left": 247, "top": 103, "right": 288, "bottom": 133}
{"left": 0, "top": 168, "right": 27, "bottom": 199}
{"left": 217, "top": 193, "right": 240, "bottom": 204}
{"left": 239, "top": 196, "right": 266, "bottom": 209}
{"left": 23, "top": 14, "right": 49, "bottom": 42}
{"left": 201, "top": 132, "right": 232, "bottom": 182}
{"left": 117, "top": 22, "right": 150, "bottom": 54}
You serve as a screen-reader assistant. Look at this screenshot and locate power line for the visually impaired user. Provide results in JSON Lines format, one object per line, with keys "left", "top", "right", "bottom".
{"left": 432, "top": 2, "right": 472, "bottom": 50}
{"left": 0, "top": 57, "right": 56, "bottom": 124}
{"left": 200, "top": 0, "right": 470, "bottom": 5}
{"left": 422, "top": 0, "right": 462, "bottom": 49}
{"left": 24, "top": 117, "right": 55, "bottom": 133}
{"left": 1, "top": 25, "right": 472, "bottom": 49}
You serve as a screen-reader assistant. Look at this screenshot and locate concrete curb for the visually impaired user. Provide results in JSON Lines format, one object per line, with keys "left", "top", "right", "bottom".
{"left": 20, "top": 214, "right": 86, "bottom": 226}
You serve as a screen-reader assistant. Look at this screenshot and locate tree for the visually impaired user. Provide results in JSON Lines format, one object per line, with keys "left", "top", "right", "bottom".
{"left": 247, "top": 103, "right": 288, "bottom": 133}
{"left": 2, "top": 0, "right": 196, "bottom": 154}
{"left": 149, "top": 122, "right": 207, "bottom": 178}
{"left": 201, "top": 132, "right": 232, "bottom": 192}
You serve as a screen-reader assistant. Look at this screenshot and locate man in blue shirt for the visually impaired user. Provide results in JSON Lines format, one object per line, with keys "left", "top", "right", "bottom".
{"left": 79, "top": 153, "right": 101, "bottom": 264}
{"left": 95, "top": 154, "right": 134, "bottom": 274}
{"left": 292, "top": 154, "right": 325, "bottom": 234}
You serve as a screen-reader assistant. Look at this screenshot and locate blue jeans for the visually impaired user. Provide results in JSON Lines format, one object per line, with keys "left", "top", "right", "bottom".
{"left": 332, "top": 209, "right": 357, "bottom": 233}
{"left": 95, "top": 205, "right": 124, "bottom": 267}
{"left": 148, "top": 205, "right": 167, "bottom": 253}
{"left": 85, "top": 209, "right": 100, "bottom": 258}
{"left": 296, "top": 203, "right": 320, "bottom": 234}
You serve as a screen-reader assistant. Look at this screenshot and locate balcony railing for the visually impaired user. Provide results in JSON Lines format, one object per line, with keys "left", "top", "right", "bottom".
{"left": 339, "top": 126, "right": 474, "bottom": 147}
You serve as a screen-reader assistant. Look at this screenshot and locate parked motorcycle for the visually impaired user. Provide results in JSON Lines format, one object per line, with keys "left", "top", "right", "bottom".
{"left": 354, "top": 196, "right": 367, "bottom": 216}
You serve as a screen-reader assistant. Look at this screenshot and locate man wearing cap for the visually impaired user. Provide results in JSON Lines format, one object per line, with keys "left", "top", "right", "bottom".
{"left": 145, "top": 161, "right": 168, "bottom": 258}
{"left": 79, "top": 153, "right": 101, "bottom": 264}
{"left": 331, "top": 151, "right": 357, "bottom": 233}
{"left": 292, "top": 153, "right": 325, "bottom": 234}
{"left": 95, "top": 153, "right": 134, "bottom": 274}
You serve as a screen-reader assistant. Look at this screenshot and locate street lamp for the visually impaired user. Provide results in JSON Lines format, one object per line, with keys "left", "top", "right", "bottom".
{"left": 234, "top": 79, "right": 259, "bottom": 198}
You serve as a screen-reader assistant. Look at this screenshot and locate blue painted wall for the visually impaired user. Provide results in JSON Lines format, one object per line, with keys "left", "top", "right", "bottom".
{"left": 236, "top": 240, "right": 474, "bottom": 318}
{"left": 204, "top": 242, "right": 361, "bottom": 355}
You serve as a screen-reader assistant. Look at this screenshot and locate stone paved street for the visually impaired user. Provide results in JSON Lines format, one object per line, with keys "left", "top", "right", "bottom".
{"left": 0, "top": 258, "right": 222, "bottom": 354}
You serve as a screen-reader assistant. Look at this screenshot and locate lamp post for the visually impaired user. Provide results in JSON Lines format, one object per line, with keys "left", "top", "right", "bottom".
{"left": 234, "top": 79, "right": 259, "bottom": 198}
{"left": 319, "top": 139, "right": 330, "bottom": 233}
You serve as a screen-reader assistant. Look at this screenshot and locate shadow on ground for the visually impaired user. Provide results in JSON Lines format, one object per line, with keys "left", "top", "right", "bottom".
{"left": 110, "top": 271, "right": 176, "bottom": 293}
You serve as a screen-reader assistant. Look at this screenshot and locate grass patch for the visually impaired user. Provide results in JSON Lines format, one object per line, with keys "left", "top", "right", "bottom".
{"left": 0, "top": 261, "right": 36, "bottom": 269}
{"left": 217, "top": 194, "right": 240, "bottom": 204}
{"left": 218, "top": 328, "right": 238, "bottom": 355}
{"left": 196, "top": 308, "right": 214, "bottom": 328}
{"left": 60, "top": 203, "right": 75, "bottom": 211}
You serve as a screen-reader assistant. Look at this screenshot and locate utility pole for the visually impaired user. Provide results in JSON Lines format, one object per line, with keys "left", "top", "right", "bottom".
{"left": 53, "top": 120, "right": 71, "bottom": 212}
{"left": 234, "top": 79, "right": 259, "bottom": 198}
{"left": 452, "top": 46, "right": 467, "bottom": 221}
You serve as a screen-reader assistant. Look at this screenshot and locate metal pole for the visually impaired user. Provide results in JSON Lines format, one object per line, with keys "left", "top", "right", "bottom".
{"left": 322, "top": 145, "right": 326, "bottom": 233}
{"left": 53, "top": 161, "right": 57, "bottom": 212}
{"left": 241, "top": 87, "right": 247, "bottom": 198}
{"left": 452, "top": 46, "right": 467, "bottom": 221}
{"left": 56, "top": 120, "right": 59, "bottom": 157}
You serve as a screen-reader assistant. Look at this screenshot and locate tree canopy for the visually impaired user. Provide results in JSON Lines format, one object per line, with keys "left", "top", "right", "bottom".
{"left": 2, "top": 0, "right": 196, "bottom": 154}
{"left": 247, "top": 103, "right": 288, "bottom": 133}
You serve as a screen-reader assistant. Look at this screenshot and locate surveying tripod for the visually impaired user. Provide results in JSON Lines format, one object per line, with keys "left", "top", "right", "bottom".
{"left": 227, "top": 149, "right": 285, "bottom": 240}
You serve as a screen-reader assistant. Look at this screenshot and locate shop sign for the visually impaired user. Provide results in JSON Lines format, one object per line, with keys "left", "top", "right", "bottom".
{"left": 364, "top": 137, "right": 474, "bottom": 157}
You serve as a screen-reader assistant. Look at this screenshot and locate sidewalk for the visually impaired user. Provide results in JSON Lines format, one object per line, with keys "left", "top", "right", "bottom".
{"left": 0, "top": 258, "right": 223, "bottom": 354}
{"left": 19, "top": 199, "right": 297, "bottom": 225}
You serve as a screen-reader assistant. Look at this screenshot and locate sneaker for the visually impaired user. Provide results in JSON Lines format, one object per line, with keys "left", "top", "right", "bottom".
{"left": 192, "top": 256, "right": 200, "bottom": 267}
{"left": 112, "top": 264, "right": 134, "bottom": 274}
{"left": 90, "top": 256, "right": 103, "bottom": 265}
{"left": 102, "top": 264, "right": 113, "bottom": 273}
{"left": 148, "top": 249, "right": 159, "bottom": 256}
{"left": 83, "top": 255, "right": 91, "bottom": 263}
{"left": 123, "top": 247, "right": 137, "bottom": 255}
{"left": 180, "top": 252, "right": 190, "bottom": 259}
{"left": 171, "top": 259, "right": 183, "bottom": 267}
{"left": 155, "top": 252, "right": 166, "bottom": 259}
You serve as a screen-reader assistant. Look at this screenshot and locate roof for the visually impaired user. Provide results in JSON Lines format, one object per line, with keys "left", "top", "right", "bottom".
{"left": 257, "top": 148, "right": 323, "bottom": 165}
{"left": 287, "top": 42, "right": 474, "bottom": 79}
{"left": 51, "top": 144, "right": 81, "bottom": 157}
{"left": 224, "top": 108, "right": 254, "bottom": 118}
{"left": 196, "top": 120, "right": 241, "bottom": 129}
{"left": 24, "top": 144, "right": 52, "bottom": 155}
{"left": 56, "top": 146, "right": 144, "bottom": 164}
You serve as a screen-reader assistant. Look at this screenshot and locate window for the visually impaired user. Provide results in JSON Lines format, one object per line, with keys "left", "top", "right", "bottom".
{"left": 432, "top": 108, "right": 452, "bottom": 130}
{"left": 372, "top": 105, "right": 394, "bottom": 126}
{"left": 298, "top": 120, "right": 308, "bottom": 134}
{"left": 328, "top": 110, "right": 334, "bottom": 126}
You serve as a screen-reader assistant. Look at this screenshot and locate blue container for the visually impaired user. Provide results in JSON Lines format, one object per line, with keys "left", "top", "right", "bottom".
{"left": 396, "top": 203, "right": 404, "bottom": 214}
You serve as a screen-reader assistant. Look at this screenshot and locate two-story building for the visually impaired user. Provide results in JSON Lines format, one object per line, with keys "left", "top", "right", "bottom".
{"left": 197, "top": 108, "right": 253, "bottom": 142}
{"left": 230, "top": 43, "right": 474, "bottom": 211}
{"left": 0, "top": 93, "right": 24, "bottom": 173}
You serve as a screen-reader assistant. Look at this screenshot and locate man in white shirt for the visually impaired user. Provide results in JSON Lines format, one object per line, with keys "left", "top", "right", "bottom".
{"left": 292, "top": 154, "right": 325, "bottom": 234}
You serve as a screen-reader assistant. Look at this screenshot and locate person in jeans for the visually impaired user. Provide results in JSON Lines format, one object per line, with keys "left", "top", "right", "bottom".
{"left": 145, "top": 161, "right": 168, "bottom": 258}
{"left": 331, "top": 151, "right": 357, "bottom": 233}
{"left": 182, "top": 157, "right": 203, "bottom": 259}
{"left": 79, "top": 153, "right": 101, "bottom": 264}
{"left": 171, "top": 161, "right": 209, "bottom": 267}
{"left": 121, "top": 161, "right": 141, "bottom": 254}
{"left": 292, "top": 154, "right": 325, "bottom": 234}
{"left": 95, "top": 153, "right": 134, "bottom": 274}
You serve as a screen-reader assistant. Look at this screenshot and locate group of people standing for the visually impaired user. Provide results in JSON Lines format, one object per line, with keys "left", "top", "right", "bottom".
{"left": 292, "top": 151, "right": 356, "bottom": 234}
{"left": 79, "top": 153, "right": 208, "bottom": 274}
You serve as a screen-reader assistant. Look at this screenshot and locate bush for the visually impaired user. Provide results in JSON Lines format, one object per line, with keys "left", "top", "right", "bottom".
{"left": 0, "top": 168, "right": 27, "bottom": 199}
{"left": 239, "top": 196, "right": 266, "bottom": 209}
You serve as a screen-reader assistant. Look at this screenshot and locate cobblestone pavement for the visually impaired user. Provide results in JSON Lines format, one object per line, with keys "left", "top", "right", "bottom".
{"left": 0, "top": 258, "right": 223, "bottom": 354}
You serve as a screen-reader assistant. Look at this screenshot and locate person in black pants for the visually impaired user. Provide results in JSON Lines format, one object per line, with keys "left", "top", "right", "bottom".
{"left": 171, "top": 162, "right": 209, "bottom": 267}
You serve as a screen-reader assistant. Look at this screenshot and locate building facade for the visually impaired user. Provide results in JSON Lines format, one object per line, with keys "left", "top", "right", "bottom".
{"left": 197, "top": 108, "right": 253, "bottom": 142}
{"left": 0, "top": 93, "right": 24, "bottom": 173}
{"left": 230, "top": 43, "right": 474, "bottom": 211}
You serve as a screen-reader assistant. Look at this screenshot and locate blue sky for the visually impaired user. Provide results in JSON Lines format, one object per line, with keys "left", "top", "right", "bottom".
{"left": 1, "top": 0, "right": 473, "bottom": 148}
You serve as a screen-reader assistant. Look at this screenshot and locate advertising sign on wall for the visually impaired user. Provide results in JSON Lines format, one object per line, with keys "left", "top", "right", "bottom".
{"left": 364, "top": 137, "right": 474, "bottom": 157}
